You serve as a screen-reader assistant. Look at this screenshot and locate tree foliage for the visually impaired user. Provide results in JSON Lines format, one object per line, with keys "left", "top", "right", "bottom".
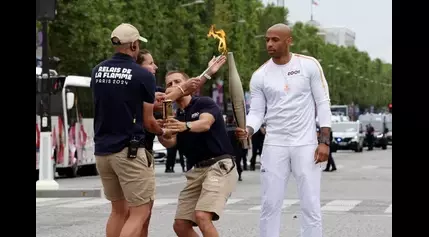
{"left": 43, "top": 0, "right": 391, "bottom": 108}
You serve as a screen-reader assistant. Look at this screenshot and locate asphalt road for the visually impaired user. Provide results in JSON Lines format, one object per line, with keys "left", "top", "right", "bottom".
{"left": 36, "top": 147, "right": 392, "bottom": 237}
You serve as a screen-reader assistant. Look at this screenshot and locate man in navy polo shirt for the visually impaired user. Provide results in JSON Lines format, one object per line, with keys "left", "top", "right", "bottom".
{"left": 91, "top": 23, "right": 176, "bottom": 237}
{"left": 158, "top": 71, "right": 238, "bottom": 237}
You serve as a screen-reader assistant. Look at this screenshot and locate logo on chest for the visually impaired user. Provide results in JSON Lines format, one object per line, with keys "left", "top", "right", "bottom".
{"left": 287, "top": 70, "right": 300, "bottom": 76}
{"left": 191, "top": 112, "right": 200, "bottom": 119}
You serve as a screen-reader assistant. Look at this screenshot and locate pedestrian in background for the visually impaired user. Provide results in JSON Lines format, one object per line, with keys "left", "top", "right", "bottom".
{"left": 165, "top": 146, "right": 186, "bottom": 173}
{"left": 324, "top": 129, "right": 337, "bottom": 172}
{"left": 250, "top": 123, "right": 266, "bottom": 171}
{"left": 225, "top": 112, "right": 244, "bottom": 181}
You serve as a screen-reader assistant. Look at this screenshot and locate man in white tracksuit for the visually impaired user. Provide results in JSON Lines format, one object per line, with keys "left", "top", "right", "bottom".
{"left": 236, "top": 24, "right": 332, "bottom": 237}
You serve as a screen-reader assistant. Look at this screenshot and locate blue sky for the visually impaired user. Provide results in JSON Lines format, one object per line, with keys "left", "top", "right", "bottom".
{"left": 262, "top": 0, "right": 392, "bottom": 63}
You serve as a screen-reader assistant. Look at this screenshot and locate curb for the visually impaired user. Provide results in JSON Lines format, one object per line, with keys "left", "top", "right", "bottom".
{"left": 36, "top": 189, "right": 103, "bottom": 198}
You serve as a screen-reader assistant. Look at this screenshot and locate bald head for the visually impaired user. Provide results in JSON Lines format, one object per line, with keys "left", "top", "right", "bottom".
{"left": 267, "top": 23, "right": 292, "bottom": 38}
{"left": 265, "top": 23, "right": 293, "bottom": 59}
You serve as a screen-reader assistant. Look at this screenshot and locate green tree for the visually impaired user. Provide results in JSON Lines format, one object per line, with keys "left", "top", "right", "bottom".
{"left": 44, "top": 1, "right": 391, "bottom": 109}
{"left": 49, "top": 0, "right": 126, "bottom": 76}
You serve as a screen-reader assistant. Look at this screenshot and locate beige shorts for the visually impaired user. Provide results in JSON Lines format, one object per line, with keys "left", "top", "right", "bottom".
{"left": 175, "top": 158, "right": 238, "bottom": 224}
{"left": 96, "top": 147, "right": 155, "bottom": 207}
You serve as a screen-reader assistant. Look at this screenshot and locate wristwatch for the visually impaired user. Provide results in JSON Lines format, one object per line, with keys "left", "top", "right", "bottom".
{"left": 185, "top": 122, "right": 192, "bottom": 132}
{"left": 318, "top": 136, "right": 330, "bottom": 146}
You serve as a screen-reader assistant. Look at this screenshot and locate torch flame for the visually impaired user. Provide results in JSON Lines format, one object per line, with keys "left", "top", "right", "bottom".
{"left": 207, "top": 24, "right": 228, "bottom": 55}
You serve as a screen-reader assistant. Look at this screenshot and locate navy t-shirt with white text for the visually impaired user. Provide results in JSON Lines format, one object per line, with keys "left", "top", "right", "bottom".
{"left": 175, "top": 96, "right": 234, "bottom": 168}
{"left": 91, "top": 53, "right": 155, "bottom": 155}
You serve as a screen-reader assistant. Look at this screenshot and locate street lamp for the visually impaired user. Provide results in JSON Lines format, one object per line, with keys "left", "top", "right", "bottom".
{"left": 36, "top": 0, "right": 59, "bottom": 190}
{"left": 181, "top": 0, "right": 204, "bottom": 7}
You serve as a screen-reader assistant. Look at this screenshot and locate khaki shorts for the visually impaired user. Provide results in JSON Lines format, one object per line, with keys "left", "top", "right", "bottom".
{"left": 175, "top": 158, "right": 238, "bottom": 224}
{"left": 96, "top": 147, "right": 155, "bottom": 207}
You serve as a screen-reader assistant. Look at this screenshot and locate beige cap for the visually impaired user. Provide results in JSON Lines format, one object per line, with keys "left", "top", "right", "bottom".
{"left": 111, "top": 23, "right": 148, "bottom": 44}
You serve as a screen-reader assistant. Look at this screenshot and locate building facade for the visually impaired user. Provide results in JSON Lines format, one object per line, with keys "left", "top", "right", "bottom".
{"left": 317, "top": 26, "right": 356, "bottom": 47}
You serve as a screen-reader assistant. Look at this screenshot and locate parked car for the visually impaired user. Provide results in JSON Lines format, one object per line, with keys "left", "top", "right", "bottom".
{"left": 152, "top": 136, "right": 167, "bottom": 162}
{"left": 386, "top": 131, "right": 392, "bottom": 145}
{"left": 331, "top": 121, "right": 364, "bottom": 152}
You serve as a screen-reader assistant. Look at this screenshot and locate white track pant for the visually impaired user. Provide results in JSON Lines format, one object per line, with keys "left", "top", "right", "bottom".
{"left": 259, "top": 144, "right": 322, "bottom": 237}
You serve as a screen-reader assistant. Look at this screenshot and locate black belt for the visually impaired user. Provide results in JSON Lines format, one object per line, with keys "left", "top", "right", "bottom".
{"left": 125, "top": 142, "right": 146, "bottom": 148}
{"left": 194, "top": 154, "right": 233, "bottom": 168}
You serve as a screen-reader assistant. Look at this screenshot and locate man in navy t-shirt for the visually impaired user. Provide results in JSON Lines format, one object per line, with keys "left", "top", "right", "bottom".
{"left": 90, "top": 23, "right": 175, "bottom": 237}
{"left": 158, "top": 71, "right": 238, "bottom": 237}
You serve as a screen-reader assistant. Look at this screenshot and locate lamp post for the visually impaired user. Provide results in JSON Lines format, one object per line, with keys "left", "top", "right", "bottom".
{"left": 36, "top": 0, "right": 59, "bottom": 190}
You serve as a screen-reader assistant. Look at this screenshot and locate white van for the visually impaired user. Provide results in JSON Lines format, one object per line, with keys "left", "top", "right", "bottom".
{"left": 36, "top": 69, "right": 97, "bottom": 179}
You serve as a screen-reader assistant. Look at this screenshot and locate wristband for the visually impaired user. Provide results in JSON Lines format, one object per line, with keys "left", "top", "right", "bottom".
{"left": 203, "top": 73, "right": 211, "bottom": 80}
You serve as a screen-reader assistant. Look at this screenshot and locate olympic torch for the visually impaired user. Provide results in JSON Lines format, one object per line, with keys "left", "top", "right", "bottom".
{"left": 202, "top": 24, "right": 249, "bottom": 148}
{"left": 199, "top": 25, "right": 228, "bottom": 78}
{"left": 227, "top": 52, "right": 250, "bottom": 149}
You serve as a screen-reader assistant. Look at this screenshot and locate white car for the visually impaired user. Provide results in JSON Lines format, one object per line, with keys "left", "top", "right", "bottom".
{"left": 152, "top": 136, "right": 167, "bottom": 162}
{"left": 152, "top": 137, "right": 186, "bottom": 164}
{"left": 331, "top": 121, "right": 364, "bottom": 152}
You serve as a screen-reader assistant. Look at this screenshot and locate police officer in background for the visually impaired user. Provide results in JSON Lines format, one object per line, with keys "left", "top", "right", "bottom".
{"left": 91, "top": 23, "right": 177, "bottom": 237}
{"left": 225, "top": 112, "right": 243, "bottom": 181}
{"left": 320, "top": 126, "right": 336, "bottom": 172}
{"left": 250, "top": 123, "right": 266, "bottom": 171}
{"left": 166, "top": 146, "right": 186, "bottom": 173}
{"left": 158, "top": 70, "right": 238, "bottom": 237}
{"left": 366, "top": 123, "right": 375, "bottom": 151}
{"left": 241, "top": 148, "right": 248, "bottom": 170}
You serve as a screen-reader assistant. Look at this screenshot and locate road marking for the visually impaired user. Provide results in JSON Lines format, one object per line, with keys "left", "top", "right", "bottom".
{"left": 362, "top": 165, "right": 378, "bottom": 169}
{"left": 248, "top": 199, "right": 299, "bottom": 211}
{"left": 36, "top": 197, "right": 388, "bottom": 216}
{"left": 157, "top": 181, "right": 185, "bottom": 187}
{"left": 384, "top": 204, "right": 392, "bottom": 213}
{"left": 154, "top": 199, "right": 178, "bottom": 207}
{"left": 36, "top": 198, "right": 60, "bottom": 203}
{"left": 282, "top": 199, "right": 300, "bottom": 208}
{"left": 226, "top": 199, "right": 243, "bottom": 205}
{"left": 56, "top": 198, "right": 109, "bottom": 208}
{"left": 248, "top": 205, "right": 262, "bottom": 211}
{"left": 224, "top": 210, "right": 392, "bottom": 217}
{"left": 321, "top": 200, "right": 362, "bottom": 212}
{"left": 36, "top": 198, "right": 91, "bottom": 207}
